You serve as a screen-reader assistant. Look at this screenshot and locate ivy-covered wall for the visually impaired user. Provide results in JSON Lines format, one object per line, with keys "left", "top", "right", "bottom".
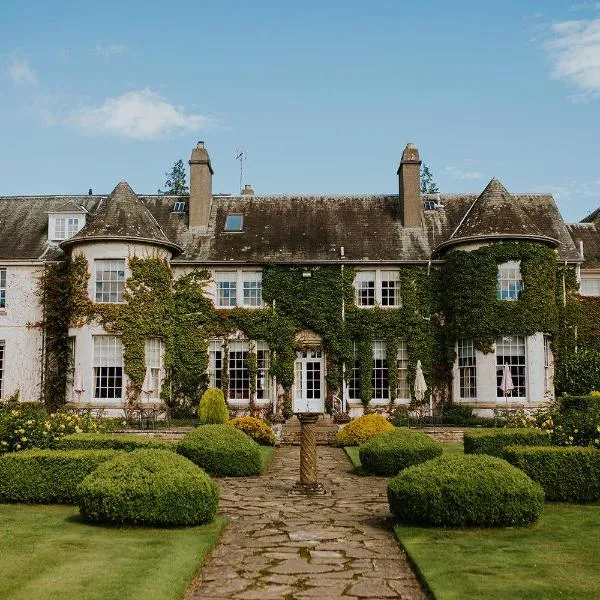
{"left": 38, "top": 241, "right": 600, "bottom": 413}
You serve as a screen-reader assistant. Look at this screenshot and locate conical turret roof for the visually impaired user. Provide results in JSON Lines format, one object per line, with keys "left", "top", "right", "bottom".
{"left": 435, "top": 178, "right": 559, "bottom": 253}
{"left": 61, "top": 181, "right": 181, "bottom": 253}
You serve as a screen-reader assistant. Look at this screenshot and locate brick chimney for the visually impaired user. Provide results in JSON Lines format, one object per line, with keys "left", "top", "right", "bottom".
{"left": 189, "top": 141, "right": 214, "bottom": 228}
{"left": 397, "top": 143, "right": 422, "bottom": 227}
{"left": 241, "top": 184, "right": 255, "bottom": 196}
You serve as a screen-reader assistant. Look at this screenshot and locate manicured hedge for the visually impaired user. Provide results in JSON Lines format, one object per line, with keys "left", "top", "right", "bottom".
{"left": 335, "top": 414, "right": 394, "bottom": 446}
{"left": 228, "top": 417, "right": 276, "bottom": 446}
{"left": 177, "top": 425, "right": 262, "bottom": 476}
{"left": 0, "top": 449, "right": 120, "bottom": 504}
{"left": 387, "top": 454, "right": 544, "bottom": 527}
{"left": 57, "top": 433, "right": 175, "bottom": 452}
{"left": 78, "top": 450, "right": 219, "bottom": 526}
{"left": 359, "top": 428, "right": 443, "bottom": 476}
{"left": 463, "top": 428, "right": 551, "bottom": 457}
{"left": 502, "top": 445, "right": 600, "bottom": 503}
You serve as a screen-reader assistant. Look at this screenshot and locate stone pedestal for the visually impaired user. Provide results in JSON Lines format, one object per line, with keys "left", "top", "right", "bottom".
{"left": 289, "top": 413, "right": 328, "bottom": 496}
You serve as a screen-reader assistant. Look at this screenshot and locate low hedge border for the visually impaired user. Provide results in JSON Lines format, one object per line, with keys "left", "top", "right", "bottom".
{"left": 57, "top": 433, "right": 175, "bottom": 452}
{"left": 502, "top": 445, "right": 600, "bottom": 503}
{"left": 387, "top": 454, "right": 544, "bottom": 527}
{"left": 359, "top": 428, "right": 443, "bottom": 476}
{"left": 78, "top": 449, "right": 220, "bottom": 527}
{"left": 463, "top": 428, "right": 551, "bottom": 457}
{"left": 0, "top": 449, "right": 121, "bottom": 504}
{"left": 177, "top": 424, "right": 262, "bottom": 477}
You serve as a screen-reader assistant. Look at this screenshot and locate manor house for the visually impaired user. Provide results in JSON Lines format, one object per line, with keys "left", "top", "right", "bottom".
{"left": 0, "top": 142, "right": 598, "bottom": 416}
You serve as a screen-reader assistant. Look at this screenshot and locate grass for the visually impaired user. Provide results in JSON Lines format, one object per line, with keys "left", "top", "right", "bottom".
{"left": 344, "top": 440, "right": 463, "bottom": 472}
{"left": 0, "top": 504, "right": 226, "bottom": 600}
{"left": 394, "top": 503, "right": 600, "bottom": 600}
{"left": 260, "top": 445, "right": 277, "bottom": 473}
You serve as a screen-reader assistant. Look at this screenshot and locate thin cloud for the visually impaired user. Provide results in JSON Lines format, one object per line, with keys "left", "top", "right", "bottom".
{"left": 545, "top": 18, "right": 600, "bottom": 97}
{"left": 95, "top": 43, "right": 128, "bottom": 59}
{"left": 66, "top": 89, "right": 212, "bottom": 139}
{"left": 6, "top": 55, "right": 37, "bottom": 86}
{"left": 444, "top": 166, "right": 483, "bottom": 181}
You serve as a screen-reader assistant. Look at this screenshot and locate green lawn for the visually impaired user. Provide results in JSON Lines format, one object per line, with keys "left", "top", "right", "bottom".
{"left": 395, "top": 503, "right": 600, "bottom": 600}
{"left": 260, "top": 445, "right": 277, "bottom": 472}
{"left": 344, "top": 440, "right": 463, "bottom": 472}
{"left": 0, "top": 504, "right": 226, "bottom": 600}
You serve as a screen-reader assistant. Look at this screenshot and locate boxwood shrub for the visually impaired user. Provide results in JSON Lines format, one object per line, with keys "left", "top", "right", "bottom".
{"left": 502, "top": 445, "right": 600, "bottom": 503}
{"left": 387, "top": 454, "right": 544, "bottom": 527}
{"left": 463, "top": 428, "right": 551, "bottom": 457}
{"left": 57, "top": 433, "right": 175, "bottom": 452}
{"left": 78, "top": 450, "right": 219, "bottom": 526}
{"left": 0, "top": 449, "right": 120, "bottom": 504}
{"left": 228, "top": 417, "right": 276, "bottom": 446}
{"left": 177, "top": 424, "right": 262, "bottom": 476}
{"left": 359, "top": 428, "right": 443, "bottom": 476}
{"left": 335, "top": 414, "right": 394, "bottom": 447}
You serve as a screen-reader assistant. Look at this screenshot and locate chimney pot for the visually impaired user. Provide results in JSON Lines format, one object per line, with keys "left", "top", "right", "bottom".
{"left": 241, "top": 184, "right": 255, "bottom": 196}
{"left": 88, "top": 188, "right": 93, "bottom": 195}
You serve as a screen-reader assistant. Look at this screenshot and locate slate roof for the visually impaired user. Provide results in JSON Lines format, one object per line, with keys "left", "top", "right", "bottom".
{"left": 61, "top": 181, "right": 181, "bottom": 253}
{"left": 567, "top": 222, "right": 600, "bottom": 268}
{"left": 436, "top": 178, "right": 559, "bottom": 253}
{"left": 0, "top": 183, "right": 586, "bottom": 264}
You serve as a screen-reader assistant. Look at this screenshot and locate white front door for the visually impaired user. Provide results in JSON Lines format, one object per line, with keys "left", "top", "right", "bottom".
{"left": 293, "top": 349, "right": 325, "bottom": 413}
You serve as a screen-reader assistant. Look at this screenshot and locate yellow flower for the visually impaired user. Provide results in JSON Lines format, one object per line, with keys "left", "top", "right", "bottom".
{"left": 21, "top": 437, "right": 27, "bottom": 442}
{"left": 1, "top": 441, "right": 7, "bottom": 446}
{"left": 15, "top": 444, "right": 21, "bottom": 450}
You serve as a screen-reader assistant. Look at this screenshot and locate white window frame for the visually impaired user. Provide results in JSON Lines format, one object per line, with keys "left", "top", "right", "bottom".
{"left": 580, "top": 277, "right": 600, "bottom": 297}
{"left": 93, "top": 336, "right": 123, "bottom": 400}
{"left": 214, "top": 270, "right": 264, "bottom": 308}
{"left": 48, "top": 213, "right": 84, "bottom": 241}
{"left": 354, "top": 269, "right": 401, "bottom": 308}
{"left": 348, "top": 340, "right": 408, "bottom": 402}
{"left": 144, "top": 338, "right": 164, "bottom": 401}
{"left": 0, "top": 268, "right": 6, "bottom": 310}
{"left": 496, "top": 336, "right": 527, "bottom": 399}
{"left": 208, "top": 339, "right": 271, "bottom": 402}
{"left": 457, "top": 339, "right": 477, "bottom": 399}
{"left": 0, "top": 341, "right": 5, "bottom": 398}
{"left": 544, "top": 336, "right": 553, "bottom": 396}
{"left": 497, "top": 261, "right": 523, "bottom": 301}
{"left": 94, "top": 259, "right": 126, "bottom": 304}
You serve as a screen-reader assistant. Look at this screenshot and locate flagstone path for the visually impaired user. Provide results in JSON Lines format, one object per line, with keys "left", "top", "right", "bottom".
{"left": 186, "top": 446, "right": 427, "bottom": 600}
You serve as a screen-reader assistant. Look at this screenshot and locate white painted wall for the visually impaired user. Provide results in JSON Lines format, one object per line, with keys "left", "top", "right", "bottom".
{"left": 452, "top": 333, "right": 552, "bottom": 414}
{"left": 0, "top": 264, "right": 45, "bottom": 400}
{"left": 66, "top": 241, "right": 173, "bottom": 405}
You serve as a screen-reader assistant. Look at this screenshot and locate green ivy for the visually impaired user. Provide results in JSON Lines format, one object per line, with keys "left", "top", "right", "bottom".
{"left": 442, "top": 243, "right": 559, "bottom": 352}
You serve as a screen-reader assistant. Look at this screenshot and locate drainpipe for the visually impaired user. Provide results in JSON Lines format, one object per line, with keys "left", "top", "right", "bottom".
{"left": 341, "top": 255, "right": 346, "bottom": 413}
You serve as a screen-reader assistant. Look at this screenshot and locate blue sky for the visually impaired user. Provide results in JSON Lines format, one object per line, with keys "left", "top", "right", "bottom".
{"left": 1, "top": 0, "right": 599, "bottom": 221}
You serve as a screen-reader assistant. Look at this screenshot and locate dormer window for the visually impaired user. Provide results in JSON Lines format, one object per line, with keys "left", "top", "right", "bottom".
{"left": 172, "top": 201, "right": 187, "bottom": 213}
{"left": 224, "top": 214, "right": 244, "bottom": 232}
{"left": 497, "top": 261, "right": 523, "bottom": 300}
{"left": 48, "top": 213, "right": 85, "bottom": 241}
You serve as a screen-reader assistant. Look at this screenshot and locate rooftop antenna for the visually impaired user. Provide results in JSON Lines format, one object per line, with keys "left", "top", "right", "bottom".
{"left": 235, "top": 149, "right": 246, "bottom": 194}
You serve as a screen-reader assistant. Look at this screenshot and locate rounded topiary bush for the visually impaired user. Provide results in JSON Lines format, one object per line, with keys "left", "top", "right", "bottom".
{"left": 228, "top": 417, "right": 276, "bottom": 446}
{"left": 359, "top": 428, "right": 443, "bottom": 476}
{"left": 198, "top": 387, "right": 229, "bottom": 424}
{"left": 77, "top": 450, "right": 219, "bottom": 526}
{"left": 177, "top": 424, "right": 262, "bottom": 476}
{"left": 335, "top": 414, "right": 394, "bottom": 446}
{"left": 387, "top": 454, "right": 544, "bottom": 527}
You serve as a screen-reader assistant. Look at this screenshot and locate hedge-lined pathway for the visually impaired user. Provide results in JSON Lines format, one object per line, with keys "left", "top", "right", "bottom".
{"left": 186, "top": 446, "right": 426, "bottom": 600}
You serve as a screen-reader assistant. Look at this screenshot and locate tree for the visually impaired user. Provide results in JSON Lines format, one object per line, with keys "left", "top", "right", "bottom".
{"left": 420, "top": 163, "right": 439, "bottom": 194}
{"left": 158, "top": 159, "right": 188, "bottom": 195}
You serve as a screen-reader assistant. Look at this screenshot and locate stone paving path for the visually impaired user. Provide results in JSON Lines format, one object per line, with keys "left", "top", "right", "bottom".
{"left": 186, "top": 446, "right": 427, "bottom": 599}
